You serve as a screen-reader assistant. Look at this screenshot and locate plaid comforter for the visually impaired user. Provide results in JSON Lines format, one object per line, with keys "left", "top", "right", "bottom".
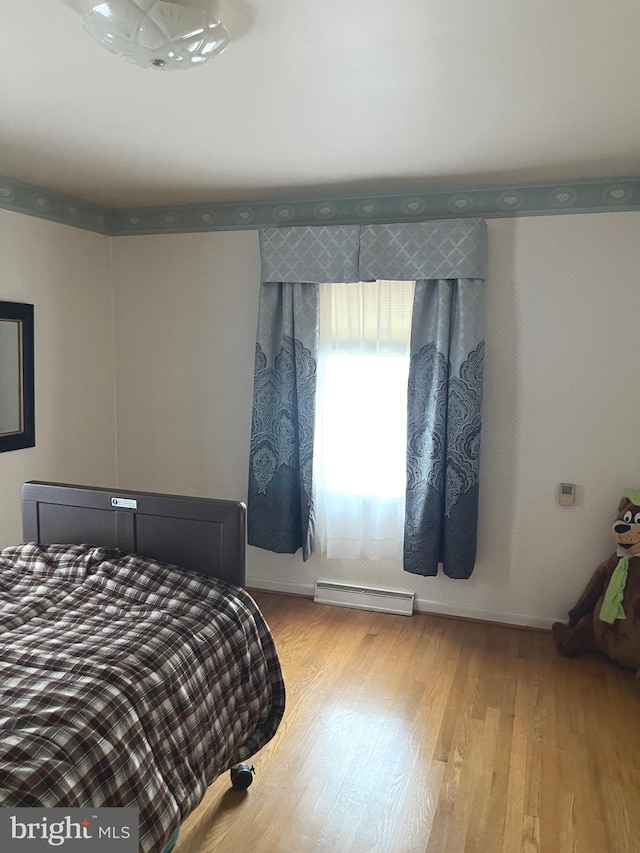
{"left": 0, "top": 543, "right": 285, "bottom": 852}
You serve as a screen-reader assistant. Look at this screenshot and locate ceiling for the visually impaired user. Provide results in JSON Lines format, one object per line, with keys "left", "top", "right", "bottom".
{"left": 2, "top": 0, "right": 640, "bottom": 209}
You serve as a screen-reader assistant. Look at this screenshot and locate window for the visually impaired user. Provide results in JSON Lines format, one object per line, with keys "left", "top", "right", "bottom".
{"left": 313, "top": 280, "right": 414, "bottom": 560}
{"left": 249, "top": 221, "right": 485, "bottom": 574}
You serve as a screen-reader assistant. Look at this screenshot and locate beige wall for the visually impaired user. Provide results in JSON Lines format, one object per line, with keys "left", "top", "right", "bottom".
{"left": 112, "top": 230, "right": 258, "bottom": 499}
{"left": 111, "top": 213, "right": 640, "bottom": 627}
{"left": 0, "top": 211, "right": 116, "bottom": 547}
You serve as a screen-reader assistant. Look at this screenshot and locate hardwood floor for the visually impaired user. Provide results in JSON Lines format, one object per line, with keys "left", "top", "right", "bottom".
{"left": 174, "top": 592, "right": 640, "bottom": 853}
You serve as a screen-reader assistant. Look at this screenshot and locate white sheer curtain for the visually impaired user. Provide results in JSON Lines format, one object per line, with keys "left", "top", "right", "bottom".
{"left": 313, "top": 280, "right": 414, "bottom": 560}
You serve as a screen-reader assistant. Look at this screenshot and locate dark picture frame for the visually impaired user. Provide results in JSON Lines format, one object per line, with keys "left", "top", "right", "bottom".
{"left": 0, "top": 301, "right": 35, "bottom": 453}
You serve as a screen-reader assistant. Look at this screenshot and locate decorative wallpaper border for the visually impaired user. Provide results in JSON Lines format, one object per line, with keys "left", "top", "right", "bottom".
{"left": 0, "top": 176, "right": 110, "bottom": 234}
{"left": 1, "top": 174, "right": 639, "bottom": 236}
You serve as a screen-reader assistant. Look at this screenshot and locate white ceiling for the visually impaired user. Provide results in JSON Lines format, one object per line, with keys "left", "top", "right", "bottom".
{"left": 2, "top": 0, "right": 640, "bottom": 208}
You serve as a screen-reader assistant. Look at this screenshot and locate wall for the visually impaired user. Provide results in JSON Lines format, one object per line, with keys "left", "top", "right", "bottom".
{"left": 111, "top": 213, "right": 640, "bottom": 628}
{"left": 112, "top": 231, "right": 257, "bottom": 499}
{"left": 3, "top": 209, "right": 637, "bottom": 625}
{"left": 0, "top": 210, "right": 116, "bottom": 547}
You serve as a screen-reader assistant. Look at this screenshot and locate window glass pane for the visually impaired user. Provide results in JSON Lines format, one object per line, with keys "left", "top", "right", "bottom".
{"left": 319, "top": 353, "right": 410, "bottom": 497}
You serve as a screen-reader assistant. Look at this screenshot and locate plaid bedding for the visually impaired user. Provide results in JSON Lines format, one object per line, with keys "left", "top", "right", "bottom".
{"left": 0, "top": 543, "right": 285, "bottom": 853}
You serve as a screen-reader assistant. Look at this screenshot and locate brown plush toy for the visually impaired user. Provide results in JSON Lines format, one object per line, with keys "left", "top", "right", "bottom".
{"left": 552, "top": 489, "right": 640, "bottom": 674}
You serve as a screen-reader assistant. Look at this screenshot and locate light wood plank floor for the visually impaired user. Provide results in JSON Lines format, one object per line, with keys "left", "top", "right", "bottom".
{"left": 174, "top": 592, "right": 640, "bottom": 853}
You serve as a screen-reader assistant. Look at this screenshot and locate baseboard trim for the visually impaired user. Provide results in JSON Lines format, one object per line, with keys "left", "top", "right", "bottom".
{"left": 246, "top": 576, "right": 315, "bottom": 599}
{"left": 246, "top": 576, "right": 556, "bottom": 631}
{"left": 413, "top": 598, "right": 556, "bottom": 631}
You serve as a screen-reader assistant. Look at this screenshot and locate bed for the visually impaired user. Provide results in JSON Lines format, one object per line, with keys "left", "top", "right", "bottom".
{"left": 0, "top": 481, "right": 286, "bottom": 853}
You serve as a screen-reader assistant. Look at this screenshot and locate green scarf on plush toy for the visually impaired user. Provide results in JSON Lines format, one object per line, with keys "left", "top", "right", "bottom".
{"left": 599, "top": 488, "right": 640, "bottom": 625}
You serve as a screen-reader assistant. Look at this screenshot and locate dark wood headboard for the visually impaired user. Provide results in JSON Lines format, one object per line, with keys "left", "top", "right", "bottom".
{"left": 21, "top": 481, "right": 246, "bottom": 587}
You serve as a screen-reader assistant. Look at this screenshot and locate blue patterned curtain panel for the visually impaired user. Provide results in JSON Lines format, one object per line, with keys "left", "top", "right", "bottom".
{"left": 248, "top": 281, "right": 319, "bottom": 560}
{"left": 404, "top": 278, "right": 485, "bottom": 578}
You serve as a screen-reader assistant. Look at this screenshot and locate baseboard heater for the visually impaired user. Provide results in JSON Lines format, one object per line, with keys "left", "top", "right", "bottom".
{"left": 314, "top": 580, "right": 414, "bottom": 617}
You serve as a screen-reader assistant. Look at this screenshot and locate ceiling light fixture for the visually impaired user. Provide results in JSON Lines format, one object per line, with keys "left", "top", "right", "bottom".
{"left": 83, "top": 0, "right": 229, "bottom": 71}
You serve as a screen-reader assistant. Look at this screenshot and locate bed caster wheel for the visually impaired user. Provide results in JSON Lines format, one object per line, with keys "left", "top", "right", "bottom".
{"left": 230, "top": 763, "right": 255, "bottom": 790}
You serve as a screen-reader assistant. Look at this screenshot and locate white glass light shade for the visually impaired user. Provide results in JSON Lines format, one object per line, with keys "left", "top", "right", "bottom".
{"left": 83, "top": 0, "right": 229, "bottom": 71}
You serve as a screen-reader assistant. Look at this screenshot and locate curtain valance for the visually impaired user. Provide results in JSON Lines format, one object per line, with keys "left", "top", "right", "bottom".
{"left": 359, "top": 220, "right": 486, "bottom": 281}
{"left": 259, "top": 220, "right": 486, "bottom": 284}
{"left": 260, "top": 226, "right": 360, "bottom": 283}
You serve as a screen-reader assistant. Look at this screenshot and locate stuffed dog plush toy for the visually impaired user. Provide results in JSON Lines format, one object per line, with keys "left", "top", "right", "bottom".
{"left": 552, "top": 489, "right": 640, "bottom": 674}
